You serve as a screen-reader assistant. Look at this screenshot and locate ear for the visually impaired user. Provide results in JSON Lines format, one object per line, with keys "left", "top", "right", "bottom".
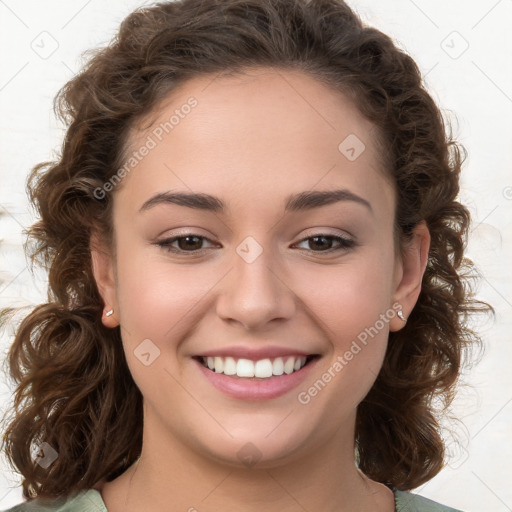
{"left": 389, "top": 220, "right": 430, "bottom": 332}
{"left": 90, "top": 227, "right": 119, "bottom": 328}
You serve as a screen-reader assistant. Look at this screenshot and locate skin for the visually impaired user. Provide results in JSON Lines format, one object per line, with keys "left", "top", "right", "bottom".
{"left": 90, "top": 67, "right": 430, "bottom": 512}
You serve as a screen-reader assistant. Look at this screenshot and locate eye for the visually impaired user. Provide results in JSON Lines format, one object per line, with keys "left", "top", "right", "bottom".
{"left": 156, "top": 234, "right": 216, "bottom": 254}
{"left": 294, "top": 234, "right": 356, "bottom": 253}
{"left": 155, "top": 232, "right": 356, "bottom": 255}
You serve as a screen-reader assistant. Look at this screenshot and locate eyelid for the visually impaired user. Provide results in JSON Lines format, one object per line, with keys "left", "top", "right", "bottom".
{"left": 298, "top": 227, "right": 355, "bottom": 241}
{"left": 155, "top": 230, "right": 357, "bottom": 255}
{"left": 155, "top": 233, "right": 218, "bottom": 254}
{"left": 293, "top": 233, "right": 356, "bottom": 251}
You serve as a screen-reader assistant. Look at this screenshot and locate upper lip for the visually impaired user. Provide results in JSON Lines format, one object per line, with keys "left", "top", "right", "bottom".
{"left": 196, "top": 346, "right": 316, "bottom": 361}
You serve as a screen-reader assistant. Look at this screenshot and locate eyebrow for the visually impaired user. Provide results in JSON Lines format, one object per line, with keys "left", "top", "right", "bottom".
{"left": 139, "top": 189, "right": 373, "bottom": 215}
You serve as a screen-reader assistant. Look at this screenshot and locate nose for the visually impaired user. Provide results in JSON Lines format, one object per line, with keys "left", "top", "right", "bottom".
{"left": 215, "top": 239, "right": 296, "bottom": 331}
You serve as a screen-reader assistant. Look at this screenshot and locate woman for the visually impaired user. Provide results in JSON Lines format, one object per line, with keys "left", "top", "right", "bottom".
{"left": 0, "top": 0, "right": 492, "bottom": 510}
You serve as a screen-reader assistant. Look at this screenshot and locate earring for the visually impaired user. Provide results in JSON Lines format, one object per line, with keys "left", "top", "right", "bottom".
{"left": 397, "top": 309, "right": 407, "bottom": 322}
{"left": 105, "top": 308, "right": 114, "bottom": 317}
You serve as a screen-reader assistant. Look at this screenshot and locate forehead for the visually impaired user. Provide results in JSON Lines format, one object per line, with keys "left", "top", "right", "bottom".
{"left": 116, "top": 67, "right": 394, "bottom": 218}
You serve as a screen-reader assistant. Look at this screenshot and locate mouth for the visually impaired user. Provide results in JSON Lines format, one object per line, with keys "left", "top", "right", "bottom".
{"left": 194, "top": 354, "right": 320, "bottom": 380}
{"left": 192, "top": 346, "right": 322, "bottom": 400}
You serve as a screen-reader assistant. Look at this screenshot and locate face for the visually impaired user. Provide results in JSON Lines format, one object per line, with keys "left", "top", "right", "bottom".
{"left": 92, "top": 67, "right": 429, "bottom": 469}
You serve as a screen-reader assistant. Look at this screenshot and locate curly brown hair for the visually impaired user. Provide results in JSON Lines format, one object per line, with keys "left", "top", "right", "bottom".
{"left": 1, "top": 0, "right": 493, "bottom": 501}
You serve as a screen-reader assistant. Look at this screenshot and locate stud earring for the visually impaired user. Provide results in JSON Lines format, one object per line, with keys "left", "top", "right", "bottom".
{"left": 397, "top": 310, "right": 407, "bottom": 322}
{"left": 105, "top": 308, "right": 114, "bottom": 317}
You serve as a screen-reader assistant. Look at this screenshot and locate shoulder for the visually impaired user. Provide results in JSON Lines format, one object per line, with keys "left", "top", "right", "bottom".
{"left": 2, "top": 488, "right": 463, "bottom": 512}
{"left": 1, "top": 489, "right": 108, "bottom": 512}
{"left": 394, "top": 490, "right": 464, "bottom": 512}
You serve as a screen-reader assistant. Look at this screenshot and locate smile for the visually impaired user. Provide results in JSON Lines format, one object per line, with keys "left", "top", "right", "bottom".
{"left": 199, "top": 355, "right": 313, "bottom": 379}
{"left": 194, "top": 352, "right": 320, "bottom": 400}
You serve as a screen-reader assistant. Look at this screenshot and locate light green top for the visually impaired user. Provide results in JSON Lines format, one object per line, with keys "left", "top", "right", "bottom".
{"left": 1, "top": 488, "right": 463, "bottom": 511}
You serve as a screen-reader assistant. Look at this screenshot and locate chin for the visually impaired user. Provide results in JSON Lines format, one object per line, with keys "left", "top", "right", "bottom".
{"left": 188, "top": 419, "right": 319, "bottom": 470}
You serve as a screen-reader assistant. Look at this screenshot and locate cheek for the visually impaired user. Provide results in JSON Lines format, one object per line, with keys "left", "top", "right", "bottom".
{"left": 115, "top": 252, "right": 213, "bottom": 343}
{"left": 111, "top": 225, "right": 211, "bottom": 359}
{"left": 306, "top": 249, "right": 396, "bottom": 338}
{"left": 115, "top": 234, "right": 396, "bottom": 332}
{"left": 301, "top": 250, "right": 396, "bottom": 400}
{"left": 113, "top": 247, "right": 217, "bottom": 402}
{"left": 114, "top": 228, "right": 396, "bottom": 385}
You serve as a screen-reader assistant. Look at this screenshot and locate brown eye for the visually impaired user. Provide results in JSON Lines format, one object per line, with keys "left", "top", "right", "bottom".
{"left": 295, "top": 234, "right": 356, "bottom": 253}
{"left": 156, "top": 234, "right": 215, "bottom": 253}
{"left": 155, "top": 232, "right": 356, "bottom": 256}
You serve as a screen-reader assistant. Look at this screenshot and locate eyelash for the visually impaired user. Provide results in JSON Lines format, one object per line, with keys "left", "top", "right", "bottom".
{"left": 155, "top": 233, "right": 357, "bottom": 255}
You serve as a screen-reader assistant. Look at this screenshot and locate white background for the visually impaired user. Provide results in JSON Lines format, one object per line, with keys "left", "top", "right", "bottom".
{"left": 0, "top": 1, "right": 511, "bottom": 510}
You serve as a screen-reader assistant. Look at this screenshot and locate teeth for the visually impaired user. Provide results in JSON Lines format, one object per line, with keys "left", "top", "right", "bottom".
{"left": 255, "top": 359, "right": 273, "bottom": 378}
{"left": 272, "top": 357, "right": 284, "bottom": 375}
{"left": 201, "top": 355, "right": 308, "bottom": 378}
{"left": 237, "top": 358, "right": 254, "bottom": 377}
{"left": 223, "top": 356, "right": 237, "bottom": 375}
{"left": 214, "top": 356, "right": 224, "bottom": 373}
{"left": 284, "top": 357, "right": 295, "bottom": 374}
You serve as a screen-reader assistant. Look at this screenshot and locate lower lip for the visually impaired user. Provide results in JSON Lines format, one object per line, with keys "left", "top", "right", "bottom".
{"left": 194, "top": 357, "right": 319, "bottom": 400}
